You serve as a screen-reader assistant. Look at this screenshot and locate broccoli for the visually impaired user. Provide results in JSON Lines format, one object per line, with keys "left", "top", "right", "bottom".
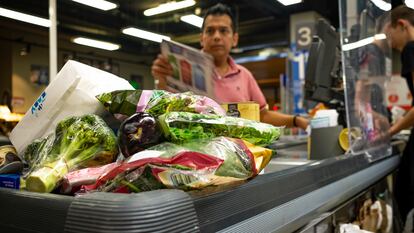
{"left": 23, "top": 134, "right": 54, "bottom": 170}
{"left": 26, "top": 114, "right": 118, "bottom": 193}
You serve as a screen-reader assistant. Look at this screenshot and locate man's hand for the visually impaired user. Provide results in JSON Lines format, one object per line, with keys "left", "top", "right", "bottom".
{"left": 151, "top": 54, "right": 173, "bottom": 89}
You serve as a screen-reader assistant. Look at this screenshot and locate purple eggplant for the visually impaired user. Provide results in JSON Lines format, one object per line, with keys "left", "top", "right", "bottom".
{"left": 118, "top": 112, "right": 163, "bottom": 157}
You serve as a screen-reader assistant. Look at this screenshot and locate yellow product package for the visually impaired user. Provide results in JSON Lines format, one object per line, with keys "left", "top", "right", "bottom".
{"left": 243, "top": 141, "right": 274, "bottom": 173}
{"left": 221, "top": 102, "right": 260, "bottom": 121}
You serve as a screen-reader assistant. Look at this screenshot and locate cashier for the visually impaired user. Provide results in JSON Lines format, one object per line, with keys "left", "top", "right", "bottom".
{"left": 386, "top": 5, "right": 414, "bottom": 223}
{"left": 151, "top": 3, "right": 308, "bottom": 130}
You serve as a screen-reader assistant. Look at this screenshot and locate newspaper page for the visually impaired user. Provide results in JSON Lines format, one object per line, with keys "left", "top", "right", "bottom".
{"left": 160, "top": 40, "right": 216, "bottom": 99}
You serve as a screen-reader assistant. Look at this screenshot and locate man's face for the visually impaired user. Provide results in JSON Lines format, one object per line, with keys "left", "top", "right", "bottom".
{"left": 385, "top": 20, "right": 408, "bottom": 51}
{"left": 200, "top": 14, "right": 238, "bottom": 61}
{"left": 387, "top": 25, "right": 404, "bottom": 50}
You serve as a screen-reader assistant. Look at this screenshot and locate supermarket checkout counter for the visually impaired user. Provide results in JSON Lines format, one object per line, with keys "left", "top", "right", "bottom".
{"left": 0, "top": 137, "right": 401, "bottom": 233}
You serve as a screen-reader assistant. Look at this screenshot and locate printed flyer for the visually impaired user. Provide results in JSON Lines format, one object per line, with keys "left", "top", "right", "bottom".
{"left": 161, "top": 40, "right": 215, "bottom": 98}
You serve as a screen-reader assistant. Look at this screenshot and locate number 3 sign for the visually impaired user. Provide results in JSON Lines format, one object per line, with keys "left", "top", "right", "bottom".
{"left": 295, "top": 22, "right": 314, "bottom": 50}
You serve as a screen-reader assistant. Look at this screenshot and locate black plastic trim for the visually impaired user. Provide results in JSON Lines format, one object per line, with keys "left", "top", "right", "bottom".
{"left": 192, "top": 151, "right": 397, "bottom": 232}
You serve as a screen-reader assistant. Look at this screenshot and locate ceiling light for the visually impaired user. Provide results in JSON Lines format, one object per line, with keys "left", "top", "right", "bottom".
{"left": 342, "top": 33, "right": 386, "bottom": 51}
{"left": 374, "top": 33, "right": 386, "bottom": 40}
{"left": 144, "top": 0, "right": 196, "bottom": 16}
{"left": 405, "top": 0, "right": 414, "bottom": 9}
{"left": 231, "top": 48, "right": 244, "bottom": 53}
{"left": 72, "top": 37, "right": 120, "bottom": 51}
{"left": 122, "top": 27, "right": 171, "bottom": 43}
{"left": 180, "top": 14, "right": 203, "bottom": 28}
{"left": 369, "top": 0, "right": 391, "bottom": 11}
{"left": 276, "top": 0, "right": 303, "bottom": 6}
{"left": 0, "top": 7, "right": 50, "bottom": 27}
{"left": 71, "top": 0, "right": 117, "bottom": 11}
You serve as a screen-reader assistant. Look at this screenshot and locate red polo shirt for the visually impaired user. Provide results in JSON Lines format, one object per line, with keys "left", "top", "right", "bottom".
{"left": 214, "top": 57, "right": 267, "bottom": 110}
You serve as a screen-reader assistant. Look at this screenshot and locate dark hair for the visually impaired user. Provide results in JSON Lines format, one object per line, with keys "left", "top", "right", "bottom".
{"left": 391, "top": 5, "right": 414, "bottom": 27}
{"left": 201, "top": 3, "right": 237, "bottom": 32}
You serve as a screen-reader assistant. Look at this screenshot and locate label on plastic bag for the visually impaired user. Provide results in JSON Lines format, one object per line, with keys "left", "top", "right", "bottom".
{"left": 157, "top": 170, "right": 199, "bottom": 187}
{"left": 156, "top": 169, "right": 244, "bottom": 189}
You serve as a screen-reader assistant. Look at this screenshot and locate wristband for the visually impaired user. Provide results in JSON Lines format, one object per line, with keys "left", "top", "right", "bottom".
{"left": 293, "top": 115, "right": 298, "bottom": 127}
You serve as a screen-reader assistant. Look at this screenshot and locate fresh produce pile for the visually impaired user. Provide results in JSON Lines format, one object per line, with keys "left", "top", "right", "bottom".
{"left": 16, "top": 89, "right": 280, "bottom": 194}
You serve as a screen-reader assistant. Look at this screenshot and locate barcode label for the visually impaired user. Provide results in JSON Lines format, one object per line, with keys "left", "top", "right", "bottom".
{"left": 170, "top": 173, "right": 197, "bottom": 187}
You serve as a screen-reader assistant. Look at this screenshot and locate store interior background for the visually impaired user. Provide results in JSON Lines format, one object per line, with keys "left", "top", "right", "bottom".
{"left": 0, "top": 1, "right": 411, "bottom": 232}
{"left": 0, "top": 0, "right": 406, "bottom": 114}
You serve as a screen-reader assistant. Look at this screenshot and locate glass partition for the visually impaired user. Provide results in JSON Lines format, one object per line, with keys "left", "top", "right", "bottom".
{"left": 339, "top": 0, "right": 392, "bottom": 160}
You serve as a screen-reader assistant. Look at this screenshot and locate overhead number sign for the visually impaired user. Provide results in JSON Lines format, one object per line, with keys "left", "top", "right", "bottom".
{"left": 295, "top": 22, "right": 314, "bottom": 50}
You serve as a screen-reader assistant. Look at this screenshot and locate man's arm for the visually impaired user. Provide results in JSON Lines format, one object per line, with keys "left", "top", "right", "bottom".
{"left": 151, "top": 54, "right": 172, "bottom": 89}
{"left": 389, "top": 107, "right": 414, "bottom": 135}
{"left": 260, "top": 109, "right": 308, "bottom": 130}
{"left": 388, "top": 72, "right": 414, "bottom": 136}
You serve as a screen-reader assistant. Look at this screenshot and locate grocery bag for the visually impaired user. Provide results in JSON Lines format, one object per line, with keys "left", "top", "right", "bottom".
{"left": 10, "top": 60, "right": 134, "bottom": 154}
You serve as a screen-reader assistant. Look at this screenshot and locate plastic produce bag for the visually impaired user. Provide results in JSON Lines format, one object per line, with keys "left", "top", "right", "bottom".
{"left": 61, "top": 162, "right": 119, "bottom": 194}
{"left": 96, "top": 89, "right": 225, "bottom": 120}
{"left": 159, "top": 112, "right": 281, "bottom": 146}
{"left": 23, "top": 114, "right": 119, "bottom": 193}
{"left": 10, "top": 60, "right": 134, "bottom": 155}
{"left": 80, "top": 137, "right": 273, "bottom": 194}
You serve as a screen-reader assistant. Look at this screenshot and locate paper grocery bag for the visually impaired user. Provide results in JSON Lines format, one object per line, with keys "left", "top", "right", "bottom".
{"left": 10, "top": 60, "right": 134, "bottom": 155}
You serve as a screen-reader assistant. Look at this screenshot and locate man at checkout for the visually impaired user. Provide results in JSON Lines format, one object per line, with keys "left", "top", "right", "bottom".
{"left": 151, "top": 3, "right": 309, "bottom": 130}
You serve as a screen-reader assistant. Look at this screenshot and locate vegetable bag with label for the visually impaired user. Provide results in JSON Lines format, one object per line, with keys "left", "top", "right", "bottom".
{"left": 159, "top": 112, "right": 281, "bottom": 146}
{"left": 25, "top": 114, "right": 119, "bottom": 193}
{"left": 81, "top": 137, "right": 273, "bottom": 194}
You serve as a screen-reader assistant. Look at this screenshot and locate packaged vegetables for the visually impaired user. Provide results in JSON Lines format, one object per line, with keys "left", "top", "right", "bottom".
{"left": 159, "top": 112, "right": 281, "bottom": 146}
{"left": 96, "top": 89, "right": 225, "bottom": 119}
{"left": 80, "top": 137, "right": 273, "bottom": 194}
{"left": 24, "top": 114, "right": 118, "bottom": 193}
{"left": 14, "top": 85, "right": 281, "bottom": 195}
{"left": 61, "top": 162, "right": 119, "bottom": 194}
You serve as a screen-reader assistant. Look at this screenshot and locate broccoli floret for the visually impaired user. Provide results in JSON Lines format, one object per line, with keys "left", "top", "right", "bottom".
{"left": 24, "top": 138, "right": 43, "bottom": 166}
{"left": 26, "top": 114, "right": 118, "bottom": 193}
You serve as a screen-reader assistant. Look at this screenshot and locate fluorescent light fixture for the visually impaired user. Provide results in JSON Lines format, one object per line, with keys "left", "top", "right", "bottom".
{"left": 231, "top": 48, "right": 244, "bottom": 53}
{"left": 71, "top": 0, "right": 117, "bottom": 11}
{"left": 144, "top": 0, "right": 196, "bottom": 16}
{"left": 180, "top": 14, "right": 203, "bottom": 28}
{"left": 122, "top": 27, "right": 171, "bottom": 43}
{"left": 342, "top": 33, "right": 386, "bottom": 51}
{"left": 72, "top": 37, "right": 120, "bottom": 51}
{"left": 406, "top": 0, "right": 414, "bottom": 9}
{"left": 0, "top": 7, "right": 50, "bottom": 27}
{"left": 369, "top": 0, "right": 391, "bottom": 11}
{"left": 276, "top": 0, "right": 303, "bottom": 6}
